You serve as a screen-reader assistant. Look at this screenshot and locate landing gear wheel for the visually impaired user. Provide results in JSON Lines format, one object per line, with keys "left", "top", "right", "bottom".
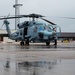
{"left": 20, "top": 41, "right": 24, "bottom": 45}
{"left": 46, "top": 42, "right": 50, "bottom": 46}
{"left": 25, "top": 39, "right": 29, "bottom": 46}
{"left": 54, "top": 39, "right": 57, "bottom": 46}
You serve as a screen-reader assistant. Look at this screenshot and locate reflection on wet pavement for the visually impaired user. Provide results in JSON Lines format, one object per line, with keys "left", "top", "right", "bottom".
{"left": 0, "top": 42, "right": 75, "bottom": 75}
{"left": 0, "top": 60, "right": 75, "bottom": 75}
{"left": 17, "top": 60, "right": 57, "bottom": 75}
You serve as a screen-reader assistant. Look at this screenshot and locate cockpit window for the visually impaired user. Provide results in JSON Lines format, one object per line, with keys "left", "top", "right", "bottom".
{"left": 38, "top": 25, "right": 45, "bottom": 31}
{"left": 45, "top": 24, "right": 54, "bottom": 31}
{"left": 38, "top": 25, "right": 53, "bottom": 31}
{"left": 45, "top": 26, "right": 49, "bottom": 30}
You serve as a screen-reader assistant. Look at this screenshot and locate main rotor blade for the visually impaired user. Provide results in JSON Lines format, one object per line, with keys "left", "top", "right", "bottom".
{"left": 60, "top": 17, "right": 75, "bottom": 19}
{"left": 0, "top": 15, "right": 28, "bottom": 20}
{"left": 0, "top": 13, "right": 44, "bottom": 20}
{"left": 41, "top": 18, "right": 56, "bottom": 25}
{"left": 0, "top": 16, "right": 22, "bottom": 20}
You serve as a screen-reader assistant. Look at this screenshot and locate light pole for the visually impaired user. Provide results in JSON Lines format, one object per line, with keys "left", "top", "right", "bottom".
{"left": 13, "top": 0, "right": 23, "bottom": 30}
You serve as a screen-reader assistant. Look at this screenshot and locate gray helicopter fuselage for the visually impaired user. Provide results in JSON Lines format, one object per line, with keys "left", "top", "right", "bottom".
{"left": 1, "top": 13, "right": 61, "bottom": 46}
{"left": 4, "top": 20, "right": 61, "bottom": 45}
{"left": 17, "top": 21, "right": 60, "bottom": 42}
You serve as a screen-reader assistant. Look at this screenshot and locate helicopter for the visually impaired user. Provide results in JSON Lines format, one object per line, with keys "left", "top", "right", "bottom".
{"left": 0, "top": 13, "right": 61, "bottom": 46}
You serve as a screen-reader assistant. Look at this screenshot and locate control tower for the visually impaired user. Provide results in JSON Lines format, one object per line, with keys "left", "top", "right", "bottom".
{"left": 13, "top": 0, "right": 23, "bottom": 29}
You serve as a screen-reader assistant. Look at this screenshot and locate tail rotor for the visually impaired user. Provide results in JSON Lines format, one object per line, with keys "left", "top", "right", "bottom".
{"left": 0, "top": 14, "right": 10, "bottom": 29}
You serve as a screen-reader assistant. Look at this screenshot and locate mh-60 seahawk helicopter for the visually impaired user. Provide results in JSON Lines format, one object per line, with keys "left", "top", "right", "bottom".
{"left": 0, "top": 13, "right": 61, "bottom": 46}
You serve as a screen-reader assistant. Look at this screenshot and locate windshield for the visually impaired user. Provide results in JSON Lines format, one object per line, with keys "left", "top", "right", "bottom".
{"left": 38, "top": 25, "right": 53, "bottom": 31}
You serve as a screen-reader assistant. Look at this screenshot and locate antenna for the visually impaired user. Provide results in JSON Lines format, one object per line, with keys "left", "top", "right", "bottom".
{"left": 13, "top": 0, "right": 23, "bottom": 30}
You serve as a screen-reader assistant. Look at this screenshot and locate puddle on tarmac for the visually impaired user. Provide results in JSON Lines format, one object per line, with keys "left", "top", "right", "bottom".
{"left": 0, "top": 60, "right": 75, "bottom": 75}
{"left": 0, "top": 43, "right": 75, "bottom": 75}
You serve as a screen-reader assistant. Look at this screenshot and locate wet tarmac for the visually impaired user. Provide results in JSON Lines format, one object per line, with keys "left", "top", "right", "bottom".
{"left": 0, "top": 42, "right": 75, "bottom": 75}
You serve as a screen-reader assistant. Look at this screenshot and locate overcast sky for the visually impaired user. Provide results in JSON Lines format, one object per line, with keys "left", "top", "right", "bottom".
{"left": 0, "top": 0, "right": 75, "bottom": 32}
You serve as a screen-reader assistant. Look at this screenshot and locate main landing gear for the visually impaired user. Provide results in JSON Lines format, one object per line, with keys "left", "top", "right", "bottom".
{"left": 25, "top": 39, "right": 29, "bottom": 46}
{"left": 20, "top": 41, "right": 24, "bottom": 45}
{"left": 20, "top": 40, "right": 29, "bottom": 46}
